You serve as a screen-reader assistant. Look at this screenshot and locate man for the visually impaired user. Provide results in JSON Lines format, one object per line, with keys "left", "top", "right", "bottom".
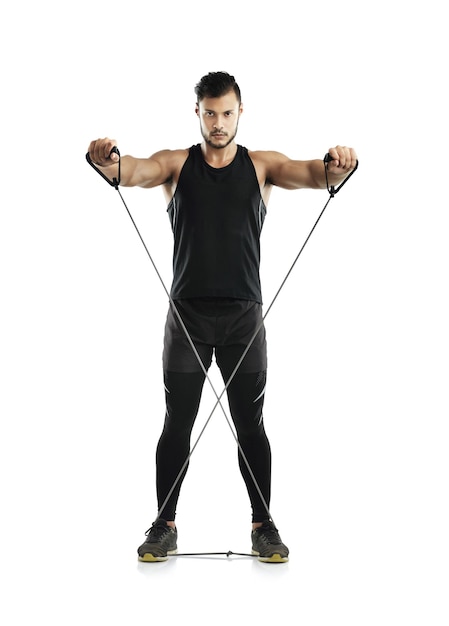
{"left": 88, "top": 71, "right": 357, "bottom": 563}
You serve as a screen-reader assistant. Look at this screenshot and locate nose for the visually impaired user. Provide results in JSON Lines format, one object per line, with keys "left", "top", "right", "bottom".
{"left": 213, "top": 115, "right": 225, "bottom": 129}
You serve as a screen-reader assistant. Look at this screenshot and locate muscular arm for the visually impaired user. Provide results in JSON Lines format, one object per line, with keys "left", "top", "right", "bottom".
{"left": 120, "top": 151, "right": 179, "bottom": 188}
{"left": 87, "top": 138, "right": 187, "bottom": 188}
{"left": 253, "top": 145, "right": 358, "bottom": 191}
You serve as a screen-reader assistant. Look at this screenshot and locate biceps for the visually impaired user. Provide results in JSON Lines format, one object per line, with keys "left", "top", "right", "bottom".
{"left": 125, "top": 157, "right": 167, "bottom": 188}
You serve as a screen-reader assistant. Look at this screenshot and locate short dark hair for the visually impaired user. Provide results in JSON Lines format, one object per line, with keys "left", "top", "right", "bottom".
{"left": 194, "top": 72, "right": 241, "bottom": 103}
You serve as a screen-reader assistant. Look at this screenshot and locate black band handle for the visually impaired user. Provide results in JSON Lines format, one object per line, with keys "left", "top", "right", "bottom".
{"left": 86, "top": 146, "right": 121, "bottom": 189}
{"left": 323, "top": 152, "right": 359, "bottom": 196}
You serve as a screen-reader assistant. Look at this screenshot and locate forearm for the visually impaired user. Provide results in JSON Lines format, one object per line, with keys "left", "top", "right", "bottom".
{"left": 277, "top": 146, "right": 358, "bottom": 190}
{"left": 307, "top": 159, "right": 331, "bottom": 189}
{"left": 87, "top": 138, "right": 169, "bottom": 188}
{"left": 89, "top": 155, "right": 164, "bottom": 188}
{"left": 274, "top": 158, "right": 328, "bottom": 190}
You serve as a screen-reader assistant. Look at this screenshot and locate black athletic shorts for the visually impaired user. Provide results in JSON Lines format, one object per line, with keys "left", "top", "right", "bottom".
{"left": 162, "top": 298, "right": 267, "bottom": 374}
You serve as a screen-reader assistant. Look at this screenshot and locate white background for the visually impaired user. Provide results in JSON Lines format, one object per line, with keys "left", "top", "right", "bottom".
{"left": 1, "top": 1, "right": 448, "bottom": 624}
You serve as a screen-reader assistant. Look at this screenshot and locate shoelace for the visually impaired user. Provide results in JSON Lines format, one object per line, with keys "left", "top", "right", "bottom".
{"left": 257, "top": 524, "right": 282, "bottom": 545}
{"left": 145, "top": 520, "right": 171, "bottom": 541}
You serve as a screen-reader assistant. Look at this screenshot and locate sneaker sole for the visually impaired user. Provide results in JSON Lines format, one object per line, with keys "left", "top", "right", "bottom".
{"left": 138, "top": 549, "right": 178, "bottom": 562}
{"left": 252, "top": 550, "right": 289, "bottom": 563}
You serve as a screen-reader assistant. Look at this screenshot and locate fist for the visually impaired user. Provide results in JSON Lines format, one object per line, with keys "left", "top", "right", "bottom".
{"left": 326, "top": 145, "right": 357, "bottom": 172}
{"left": 88, "top": 138, "right": 119, "bottom": 166}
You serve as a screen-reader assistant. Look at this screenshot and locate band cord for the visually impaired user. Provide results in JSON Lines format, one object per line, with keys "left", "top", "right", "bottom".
{"left": 86, "top": 150, "right": 357, "bottom": 535}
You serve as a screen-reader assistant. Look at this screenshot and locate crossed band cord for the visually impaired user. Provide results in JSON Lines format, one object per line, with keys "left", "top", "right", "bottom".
{"left": 86, "top": 149, "right": 358, "bottom": 556}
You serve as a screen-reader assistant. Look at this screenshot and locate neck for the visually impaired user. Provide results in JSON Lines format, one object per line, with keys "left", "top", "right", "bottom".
{"left": 201, "top": 141, "right": 238, "bottom": 168}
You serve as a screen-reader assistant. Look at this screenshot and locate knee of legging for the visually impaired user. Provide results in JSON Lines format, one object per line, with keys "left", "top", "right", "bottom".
{"left": 227, "top": 379, "right": 266, "bottom": 430}
{"left": 233, "top": 410, "right": 267, "bottom": 440}
{"left": 161, "top": 407, "right": 197, "bottom": 439}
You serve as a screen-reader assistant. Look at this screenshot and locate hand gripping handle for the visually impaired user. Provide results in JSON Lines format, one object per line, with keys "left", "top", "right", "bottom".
{"left": 323, "top": 152, "right": 359, "bottom": 196}
{"left": 86, "top": 146, "right": 121, "bottom": 188}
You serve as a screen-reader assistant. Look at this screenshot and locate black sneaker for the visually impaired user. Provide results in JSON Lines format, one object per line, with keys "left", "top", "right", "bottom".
{"left": 251, "top": 520, "right": 289, "bottom": 563}
{"left": 137, "top": 519, "right": 178, "bottom": 562}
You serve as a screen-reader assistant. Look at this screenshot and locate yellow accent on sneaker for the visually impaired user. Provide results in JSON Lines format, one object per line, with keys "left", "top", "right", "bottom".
{"left": 138, "top": 548, "right": 178, "bottom": 563}
{"left": 252, "top": 549, "right": 288, "bottom": 563}
{"left": 257, "top": 552, "right": 288, "bottom": 563}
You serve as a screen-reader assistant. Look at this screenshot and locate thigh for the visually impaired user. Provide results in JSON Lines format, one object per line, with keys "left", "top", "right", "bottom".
{"left": 215, "top": 302, "right": 267, "bottom": 381}
{"left": 162, "top": 302, "right": 213, "bottom": 373}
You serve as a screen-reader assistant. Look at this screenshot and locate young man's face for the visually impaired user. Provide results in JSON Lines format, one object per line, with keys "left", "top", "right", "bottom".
{"left": 196, "top": 90, "right": 243, "bottom": 149}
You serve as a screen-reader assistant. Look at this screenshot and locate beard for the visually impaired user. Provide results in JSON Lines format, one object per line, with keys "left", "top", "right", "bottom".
{"left": 201, "top": 120, "right": 239, "bottom": 149}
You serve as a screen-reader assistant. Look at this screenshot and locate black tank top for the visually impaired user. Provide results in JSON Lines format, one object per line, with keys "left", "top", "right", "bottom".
{"left": 168, "top": 144, "right": 266, "bottom": 303}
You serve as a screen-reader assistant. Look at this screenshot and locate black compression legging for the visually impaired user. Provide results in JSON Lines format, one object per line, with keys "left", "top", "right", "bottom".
{"left": 156, "top": 368, "right": 271, "bottom": 523}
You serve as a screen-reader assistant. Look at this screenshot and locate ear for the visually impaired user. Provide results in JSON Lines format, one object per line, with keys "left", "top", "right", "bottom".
{"left": 239, "top": 102, "right": 244, "bottom": 115}
{"left": 195, "top": 102, "right": 199, "bottom": 116}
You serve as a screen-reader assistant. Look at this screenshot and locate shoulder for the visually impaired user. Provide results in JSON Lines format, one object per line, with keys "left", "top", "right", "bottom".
{"left": 149, "top": 148, "right": 190, "bottom": 184}
{"left": 247, "top": 149, "right": 291, "bottom": 185}
{"left": 150, "top": 147, "right": 190, "bottom": 168}
{"left": 248, "top": 149, "right": 290, "bottom": 167}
